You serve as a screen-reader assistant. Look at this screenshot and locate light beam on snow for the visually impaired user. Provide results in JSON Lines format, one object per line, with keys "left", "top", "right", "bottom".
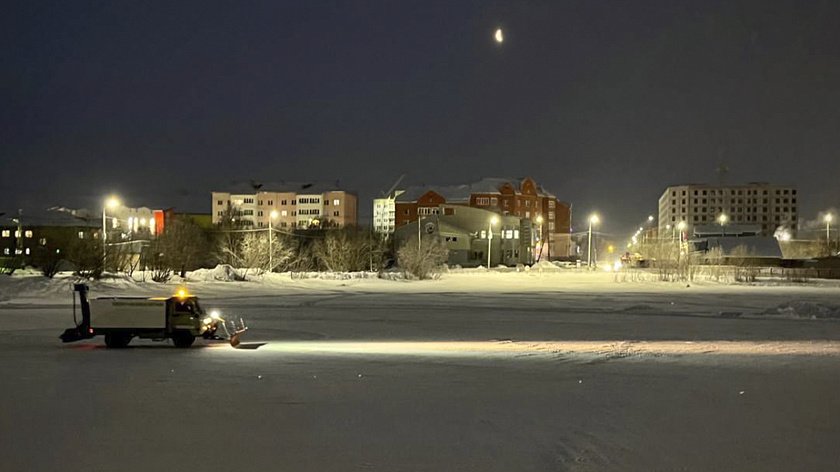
{"left": 244, "top": 340, "right": 840, "bottom": 358}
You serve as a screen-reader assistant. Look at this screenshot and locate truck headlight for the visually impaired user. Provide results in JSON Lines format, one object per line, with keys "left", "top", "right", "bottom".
{"left": 210, "top": 310, "right": 220, "bottom": 320}
{"left": 203, "top": 317, "right": 212, "bottom": 325}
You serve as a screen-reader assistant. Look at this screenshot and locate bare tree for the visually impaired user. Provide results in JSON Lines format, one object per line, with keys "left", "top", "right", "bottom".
{"left": 397, "top": 235, "right": 449, "bottom": 280}
{"left": 312, "top": 228, "right": 390, "bottom": 272}
{"left": 67, "top": 236, "right": 104, "bottom": 279}
{"left": 162, "top": 218, "right": 209, "bottom": 278}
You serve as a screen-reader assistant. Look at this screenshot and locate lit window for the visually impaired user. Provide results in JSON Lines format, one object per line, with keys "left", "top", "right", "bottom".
{"left": 514, "top": 230, "right": 519, "bottom": 239}
{"left": 525, "top": 211, "right": 530, "bottom": 218}
{"left": 333, "top": 199, "right": 340, "bottom": 206}
{"left": 25, "top": 248, "right": 30, "bottom": 255}
{"left": 39, "top": 238, "right": 46, "bottom": 245}
{"left": 281, "top": 210, "right": 288, "bottom": 217}
{"left": 14, "top": 231, "right": 20, "bottom": 238}
{"left": 2, "top": 248, "right": 8, "bottom": 255}
{"left": 1, "top": 230, "right": 8, "bottom": 237}
{"left": 78, "top": 232, "right": 85, "bottom": 239}
{"left": 505, "top": 230, "right": 513, "bottom": 239}
{"left": 480, "top": 230, "right": 487, "bottom": 239}
{"left": 548, "top": 222, "right": 555, "bottom": 230}
{"left": 333, "top": 211, "right": 340, "bottom": 216}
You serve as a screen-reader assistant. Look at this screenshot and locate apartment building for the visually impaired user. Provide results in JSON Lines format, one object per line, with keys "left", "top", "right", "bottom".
{"left": 658, "top": 182, "right": 798, "bottom": 237}
{"left": 392, "top": 177, "right": 572, "bottom": 259}
{"left": 212, "top": 182, "right": 357, "bottom": 229}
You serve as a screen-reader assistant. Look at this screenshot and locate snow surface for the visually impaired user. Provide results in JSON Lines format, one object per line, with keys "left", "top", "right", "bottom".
{"left": 1, "top": 270, "right": 840, "bottom": 471}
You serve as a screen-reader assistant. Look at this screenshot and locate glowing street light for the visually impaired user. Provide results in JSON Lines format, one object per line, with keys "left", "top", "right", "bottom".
{"left": 825, "top": 213, "right": 833, "bottom": 242}
{"left": 487, "top": 216, "right": 499, "bottom": 269}
{"left": 494, "top": 28, "right": 504, "bottom": 44}
{"left": 718, "top": 214, "right": 728, "bottom": 237}
{"left": 102, "top": 196, "right": 120, "bottom": 261}
{"left": 269, "top": 211, "right": 279, "bottom": 272}
{"left": 535, "top": 215, "right": 545, "bottom": 262}
{"left": 587, "top": 214, "right": 599, "bottom": 268}
{"left": 648, "top": 215, "right": 654, "bottom": 222}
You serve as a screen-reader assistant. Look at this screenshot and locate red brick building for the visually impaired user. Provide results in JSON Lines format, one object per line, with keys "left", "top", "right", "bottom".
{"left": 394, "top": 177, "right": 572, "bottom": 259}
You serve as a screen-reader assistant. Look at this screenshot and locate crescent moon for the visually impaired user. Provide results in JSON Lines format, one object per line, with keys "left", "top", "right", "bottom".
{"left": 494, "top": 28, "right": 503, "bottom": 43}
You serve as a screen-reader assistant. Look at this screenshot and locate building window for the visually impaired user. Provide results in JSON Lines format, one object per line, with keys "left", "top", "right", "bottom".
{"left": 244, "top": 198, "right": 254, "bottom": 204}
{"left": 280, "top": 222, "right": 287, "bottom": 228}
{"left": 281, "top": 200, "right": 287, "bottom": 205}
{"left": 476, "top": 197, "right": 490, "bottom": 205}
{"left": 548, "top": 200, "right": 555, "bottom": 209}
{"left": 291, "top": 200, "right": 296, "bottom": 205}
{"left": 505, "top": 229, "right": 513, "bottom": 239}
{"left": 333, "top": 199, "right": 340, "bottom": 206}
{"left": 39, "top": 238, "right": 46, "bottom": 245}
{"left": 548, "top": 222, "right": 555, "bottom": 230}
{"left": 333, "top": 211, "right": 340, "bottom": 216}
{"left": 281, "top": 210, "right": 288, "bottom": 217}
{"left": 525, "top": 211, "right": 530, "bottom": 218}
{"left": 490, "top": 197, "right": 498, "bottom": 206}
{"left": 1, "top": 230, "right": 8, "bottom": 238}
{"left": 268, "top": 200, "right": 273, "bottom": 206}
{"left": 78, "top": 232, "right": 85, "bottom": 239}
{"left": 480, "top": 230, "right": 487, "bottom": 239}
{"left": 257, "top": 211, "right": 263, "bottom": 217}
{"left": 243, "top": 210, "right": 254, "bottom": 216}
{"left": 548, "top": 212, "right": 554, "bottom": 220}
{"left": 504, "top": 200, "right": 510, "bottom": 208}
{"left": 2, "top": 248, "right": 8, "bottom": 255}
{"left": 217, "top": 200, "right": 223, "bottom": 206}
{"left": 514, "top": 229, "right": 519, "bottom": 239}
{"left": 525, "top": 200, "right": 531, "bottom": 207}
{"left": 258, "top": 200, "right": 263, "bottom": 206}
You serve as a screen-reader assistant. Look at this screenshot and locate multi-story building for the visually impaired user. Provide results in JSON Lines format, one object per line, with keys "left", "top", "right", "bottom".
{"left": 394, "top": 204, "right": 536, "bottom": 267}
{"left": 658, "top": 182, "right": 799, "bottom": 237}
{"left": 392, "top": 177, "right": 572, "bottom": 259}
{"left": 211, "top": 182, "right": 358, "bottom": 229}
{"left": 0, "top": 208, "right": 100, "bottom": 261}
{"left": 373, "top": 190, "right": 404, "bottom": 235}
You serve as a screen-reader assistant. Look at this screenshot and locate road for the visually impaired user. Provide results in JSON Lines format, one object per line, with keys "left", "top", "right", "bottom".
{"left": 2, "top": 288, "right": 839, "bottom": 471}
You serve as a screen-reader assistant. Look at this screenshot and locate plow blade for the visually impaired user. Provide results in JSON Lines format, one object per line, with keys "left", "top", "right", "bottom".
{"left": 220, "top": 317, "right": 248, "bottom": 348}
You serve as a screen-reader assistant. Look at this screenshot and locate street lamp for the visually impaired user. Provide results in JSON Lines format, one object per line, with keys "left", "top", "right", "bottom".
{"left": 535, "top": 215, "right": 544, "bottom": 262}
{"left": 487, "top": 217, "right": 499, "bottom": 269}
{"left": 102, "top": 197, "right": 120, "bottom": 260}
{"left": 587, "top": 214, "right": 599, "bottom": 268}
{"left": 269, "top": 211, "right": 278, "bottom": 272}
{"left": 825, "top": 214, "right": 833, "bottom": 242}
{"left": 718, "top": 214, "right": 728, "bottom": 236}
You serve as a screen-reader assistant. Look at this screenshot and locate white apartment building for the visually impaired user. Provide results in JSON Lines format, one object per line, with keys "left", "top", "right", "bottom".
{"left": 373, "top": 190, "right": 403, "bottom": 234}
{"left": 212, "top": 182, "right": 357, "bottom": 229}
{"left": 658, "top": 182, "right": 798, "bottom": 237}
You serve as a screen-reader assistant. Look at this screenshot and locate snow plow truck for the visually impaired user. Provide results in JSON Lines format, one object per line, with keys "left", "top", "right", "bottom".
{"left": 60, "top": 284, "right": 247, "bottom": 348}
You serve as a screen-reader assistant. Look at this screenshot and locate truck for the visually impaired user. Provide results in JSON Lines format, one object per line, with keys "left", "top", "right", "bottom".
{"left": 60, "top": 284, "right": 246, "bottom": 348}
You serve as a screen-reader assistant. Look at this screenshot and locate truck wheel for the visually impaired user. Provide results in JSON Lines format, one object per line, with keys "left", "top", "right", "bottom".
{"left": 105, "top": 333, "right": 132, "bottom": 349}
{"left": 172, "top": 331, "right": 195, "bottom": 348}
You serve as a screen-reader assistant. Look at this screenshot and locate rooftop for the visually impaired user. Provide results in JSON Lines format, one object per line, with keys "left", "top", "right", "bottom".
{"left": 395, "top": 177, "right": 558, "bottom": 202}
{"left": 0, "top": 207, "right": 100, "bottom": 228}
{"left": 218, "top": 180, "right": 352, "bottom": 195}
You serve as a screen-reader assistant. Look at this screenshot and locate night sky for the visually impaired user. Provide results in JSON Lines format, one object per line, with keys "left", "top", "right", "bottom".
{"left": 2, "top": 0, "right": 839, "bottom": 236}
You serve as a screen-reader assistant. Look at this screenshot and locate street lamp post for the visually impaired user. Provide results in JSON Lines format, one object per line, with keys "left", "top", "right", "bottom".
{"left": 718, "top": 214, "right": 728, "bottom": 237}
{"left": 487, "top": 217, "right": 499, "bottom": 269}
{"left": 536, "top": 215, "right": 544, "bottom": 262}
{"left": 102, "top": 197, "right": 119, "bottom": 262}
{"left": 588, "top": 214, "right": 599, "bottom": 268}
{"left": 269, "top": 211, "right": 278, "bottom": 272}
{"left": 825, "top": 214, "right": 833, "bottom": 243}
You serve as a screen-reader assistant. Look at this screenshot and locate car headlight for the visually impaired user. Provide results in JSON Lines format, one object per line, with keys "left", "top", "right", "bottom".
{"left": 203, "top": 317, "right": 212, "bottom": 325}
{"left": 210, "top": 310, "right": 220, "bottom": 320}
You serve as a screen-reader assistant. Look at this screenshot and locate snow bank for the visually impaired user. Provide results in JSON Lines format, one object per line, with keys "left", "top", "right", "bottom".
{"left": 763, "top": 301, "right": 840, "bottom": 319}
{"left": 189, "top": 264, "right": 244, "bottom": 282}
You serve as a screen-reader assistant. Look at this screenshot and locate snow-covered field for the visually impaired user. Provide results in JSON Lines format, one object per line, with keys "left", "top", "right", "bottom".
{"left": 2, "top": 270, "right": 840, "bottom": 471}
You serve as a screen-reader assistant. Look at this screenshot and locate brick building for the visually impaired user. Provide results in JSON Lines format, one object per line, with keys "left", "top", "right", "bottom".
{"left": 393, "top": 177, "right": 572, "bottom": 259}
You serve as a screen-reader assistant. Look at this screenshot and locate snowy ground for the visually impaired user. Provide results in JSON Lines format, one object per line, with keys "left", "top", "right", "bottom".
{"left": 2, "top": 270, "right": 840, "bottom": 471}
